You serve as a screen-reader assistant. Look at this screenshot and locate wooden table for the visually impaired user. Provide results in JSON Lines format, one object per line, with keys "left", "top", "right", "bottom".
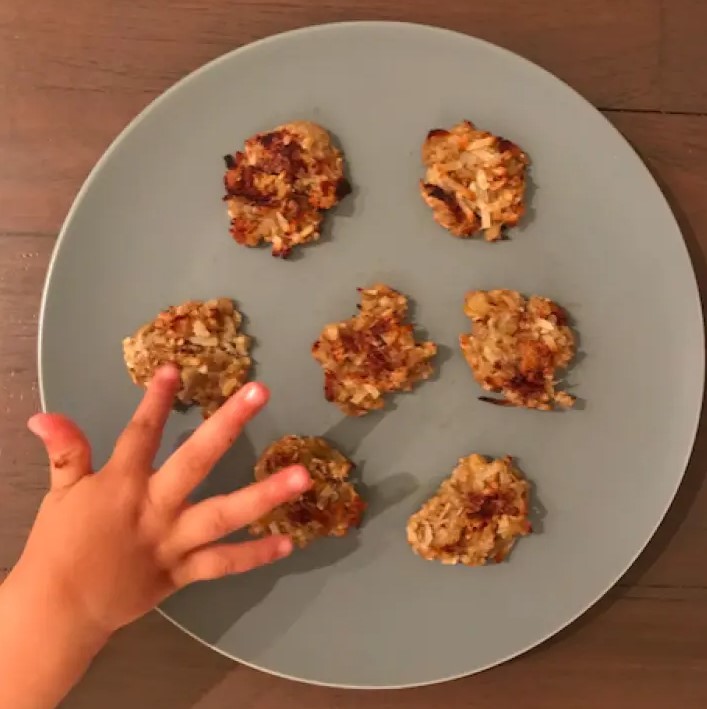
{"left": 1, "top": 1, "right": 707, "bottom": 706}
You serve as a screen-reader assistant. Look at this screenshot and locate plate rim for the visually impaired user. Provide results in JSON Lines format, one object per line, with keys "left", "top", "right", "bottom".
{"left": 37, "top": 20, "right": 705, "bottom": 689}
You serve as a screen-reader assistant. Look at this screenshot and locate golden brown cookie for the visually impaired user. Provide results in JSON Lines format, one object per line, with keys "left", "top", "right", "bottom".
{"left": 407, "top": 454, "right": 531, "bottom": 566}
{"left": 311, "top": 284, "right": 437, "bottom": 416}
{"left": 122, "top": 298, "right": 250, "bottom": 418}
{"left": 249, "top": 435, "right": 365, "bottom": 548}
{"left": 224, "top": 121, "right": 350, "bottom": 257}
{"left": 420, "top": 120, "right": 528, "bottom": 241}
{"left": 459, "top": 289, "right": 576, "bottom": 410}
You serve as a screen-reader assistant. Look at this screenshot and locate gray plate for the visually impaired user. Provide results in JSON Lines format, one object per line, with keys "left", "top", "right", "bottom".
{"left": 39, "top": 22, "right": 703, "bottom": 689}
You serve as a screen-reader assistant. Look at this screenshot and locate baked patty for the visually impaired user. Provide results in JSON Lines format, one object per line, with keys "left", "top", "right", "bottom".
{"left": 249, "top": 435, "right": 365, "bottom": 548}
{"left": 224, "top": 121, "right": 350, "bottom": 257}
{"left": 420, "top": 120, "right": 528, "bottom": 241}
{"left": 311, "top": 284, "right": 437, "bottom": 416}
{"left": 407, "top": 453, "right": 531, "bottom": 566}
{"left": 122, "top": 298, "right": 250, "bottom": 418}
{"left": 459, "top": 289, "right": 576, "bottom": 410}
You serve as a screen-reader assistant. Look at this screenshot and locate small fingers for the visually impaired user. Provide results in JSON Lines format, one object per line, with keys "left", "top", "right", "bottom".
{"left": 171, "top": 536, "right": 293, "bottom": 587}
{"left": 27, "top": 414, "right": 92, "bottom": 489}
{"left": 167, "top": 465, "right": 311, "bottom": 553}
{"left": 150, "top": 382, "right": 269, "bottom": 509}
{"left": 112, "top": 364, "right": 181, "bottom": 469}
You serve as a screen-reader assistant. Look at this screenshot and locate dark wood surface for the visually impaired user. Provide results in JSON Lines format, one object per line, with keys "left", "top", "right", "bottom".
{"left": 1, "top": 1, "right": 707, "bottom": 706}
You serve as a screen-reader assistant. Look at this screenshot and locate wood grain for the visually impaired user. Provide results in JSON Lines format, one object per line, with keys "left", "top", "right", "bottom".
{"left": 0, "top": 0, "right": 665, "bottom": 235}
{"left": 0, "top": 1, "right": 705, "bottom": 707}
{"left": 0, "top": 0, "right": 663, "bottom": 104}
{"left": 661, "top": 0, "right": 707, "bottom": 113}
{"left": 63, "top": 595, "right": 707, "bottom": 709}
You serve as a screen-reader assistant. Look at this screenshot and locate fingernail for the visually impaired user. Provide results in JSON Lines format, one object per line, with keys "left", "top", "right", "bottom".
{"left": 287, "top": 466, "right": 311, "bottom": 493}
{"left": 277, "top": 537, "right": 293, "bottom": 557}
{"left": 243, "top": 382, "right": 268, "bottom": 407}
{"left": 27, "top": 414, "right": 47, "bottom": 439}
{"left": 155, "top": 363, "right": 180, "bottom": 382}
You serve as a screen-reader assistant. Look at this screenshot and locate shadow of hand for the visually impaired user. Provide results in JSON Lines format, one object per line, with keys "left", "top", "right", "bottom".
{"left": 163, "top": 422, "right": 417, "bottom": 655}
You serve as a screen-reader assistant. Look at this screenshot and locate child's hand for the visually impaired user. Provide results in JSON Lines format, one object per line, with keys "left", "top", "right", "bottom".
{"left": 11, "top": 365, "right": 311, "bottom": 637}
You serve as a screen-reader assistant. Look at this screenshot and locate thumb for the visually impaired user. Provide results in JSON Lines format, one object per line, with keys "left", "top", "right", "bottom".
{"left": 27, "top": 413, "right": 93, "bottom": 490}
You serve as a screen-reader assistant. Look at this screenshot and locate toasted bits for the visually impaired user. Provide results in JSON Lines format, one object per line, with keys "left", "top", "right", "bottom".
{"left": 420, "top": 120, "right": 528, "bottom": 241}
{"left": 224, "top": 121, "right": 350, "bottom": 258}
{"left": 122, "top": 298, "right": 251, "bottom": 418}
{"left": 311, "top": 284, "right": 437, "bottom": 416}
{"left": 407, "top": 454, "right": 531, "bottom": 566}
{"left": 249, "top": 435, "right": 365, "bottom": 548}
{"left": 459, "top": 289, "right": 576, "bottom": 410}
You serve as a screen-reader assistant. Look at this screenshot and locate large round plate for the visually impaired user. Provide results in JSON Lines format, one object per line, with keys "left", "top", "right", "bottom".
{"left": 39, "top": 22, "right": 703, "bottom": 688}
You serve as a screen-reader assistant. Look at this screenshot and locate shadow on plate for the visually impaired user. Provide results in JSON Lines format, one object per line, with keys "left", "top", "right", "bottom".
{"left": 517, "top": 159, "right": 537, "bottom": 233}
{"left": 165, "top": 417, "right": 416, "bottom": 656}
{"left": 554, "top": 308, "right": 587, "bottom": 411}
{"left": 525, "top": 473, "right": 547, "bottom": 536}
{"left": 399, "top": 291, "right": 455, "bottom": 388}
